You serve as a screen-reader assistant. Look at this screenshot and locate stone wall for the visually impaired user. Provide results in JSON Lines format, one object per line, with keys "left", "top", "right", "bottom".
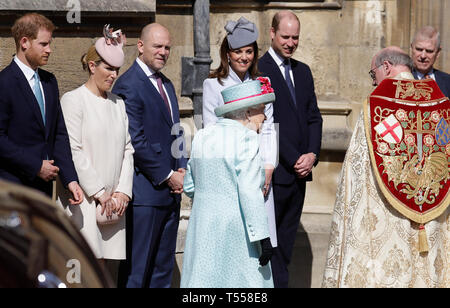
{"left": 0, "top": 0, "right": 155, "bottom": 94}
{"left": 157, "top": 0, "right": 450, "bottom": 211}
{"left": 1, "top": 0, "right": 450, "bottom": 287}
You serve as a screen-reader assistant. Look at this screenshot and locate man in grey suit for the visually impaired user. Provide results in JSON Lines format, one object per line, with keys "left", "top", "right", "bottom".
{"left": 411, "top": 26, "right": 450, "bottom": 97}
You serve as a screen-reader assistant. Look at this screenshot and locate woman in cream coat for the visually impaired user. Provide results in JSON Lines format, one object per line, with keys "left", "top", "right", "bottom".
{"left": 202, "top": 17, "right": 278, "bottom": 247}
{"left": 57, "top": 29, "right": 134, "bottom": 264}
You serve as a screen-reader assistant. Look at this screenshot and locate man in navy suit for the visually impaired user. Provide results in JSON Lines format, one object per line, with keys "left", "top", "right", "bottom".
{"left": 411, "top": 26, "right": 450, "bottom": 97}
{"left": 113, "top": 23, "right": 187, "bottom": 288}
{"left": 0, "top": 13, "right": 83, "bottom": 203}
{"left": 258, "top": 11, "right": 323, "bottom": 288}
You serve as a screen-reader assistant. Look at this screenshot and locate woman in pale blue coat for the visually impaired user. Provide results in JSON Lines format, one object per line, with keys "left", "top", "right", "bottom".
{"left": 181, "top": 79, "right": 276, "bottom": 288}
{"left": 202, "top": 17, "right": 278, "bottom": 248}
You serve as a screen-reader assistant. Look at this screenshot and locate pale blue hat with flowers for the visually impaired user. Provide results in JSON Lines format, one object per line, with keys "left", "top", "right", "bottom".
{"left": 215, "top": 77, "right": 275, "bottom": 117}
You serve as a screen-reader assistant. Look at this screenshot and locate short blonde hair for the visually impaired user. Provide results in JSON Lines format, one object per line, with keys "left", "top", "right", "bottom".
{"left": 81, "top": 44, "right": 102, "bottom": 74}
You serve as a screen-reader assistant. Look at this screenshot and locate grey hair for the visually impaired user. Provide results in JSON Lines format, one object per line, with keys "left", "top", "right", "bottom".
{"left": 375, "top": 48, "right": 414, "bottom": 72}
{"left": 412, "top": 26, "right": 441, "bottom": 49}
{"left": 223, "top": 108, "right": 248, "bottom": 120}
{"left": 223, "top": 104, "right": 265, "bottom": 120}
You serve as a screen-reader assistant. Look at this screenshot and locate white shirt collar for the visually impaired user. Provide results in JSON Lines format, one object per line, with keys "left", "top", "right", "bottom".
{"left": 415, "top": 69, "right": 435, "bottom": 80}
{"left": 14, "top": 56, "right": 37, "bottom": 82}
{"left": 268, "top": 47, "right": 286, "bottom": 68}
{"left": 136, "top": 57, "right": 156, "bottom": 78}
{"left": 395, "top": 71, "right": 415, "bottom": 80}
{"left": 228, "top": 66, "right": 251, "bottom": 83}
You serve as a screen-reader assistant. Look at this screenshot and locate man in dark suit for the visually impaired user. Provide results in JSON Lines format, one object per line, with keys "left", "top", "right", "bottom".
{"left": 258, "top": 10, "right": 323, "bottom": 288}
{"left": 113, "top": 23, "right": 187, "bottom": 288}
{"left": 411, "top": 26, "right": 450, "bottom": 97}
{"left": 0, "top": 13, "right": 83, "bottom": 203}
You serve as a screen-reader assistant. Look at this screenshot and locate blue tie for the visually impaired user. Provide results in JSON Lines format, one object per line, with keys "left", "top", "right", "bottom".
{"left": 33, "top": 71, "right": 45, "bottom": 125}
{"left": 283, "top": 59, "right": 296, "bottom": 106}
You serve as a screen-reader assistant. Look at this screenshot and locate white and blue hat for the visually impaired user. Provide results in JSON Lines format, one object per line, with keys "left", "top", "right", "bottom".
{"left": 215, "top": 78, "right": 275, "bottom": 117}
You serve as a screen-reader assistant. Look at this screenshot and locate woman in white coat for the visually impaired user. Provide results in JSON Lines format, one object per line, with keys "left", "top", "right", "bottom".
{"left": 57, "top": 27, "right": 134, "bottom": 274}
{"left": 202, "top": 17, "right": 278, "bottom": 247}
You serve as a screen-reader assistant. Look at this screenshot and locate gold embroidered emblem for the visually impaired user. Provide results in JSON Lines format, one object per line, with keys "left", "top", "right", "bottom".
{"left": 374, "top": 108, "right": 450, "bottom": 210}
{"left": 363, "top": 77, "right": 450, "bottom": 253}
{"left": 378, "top": 152, "right": 448, "bottom": 206}
{"left": 394, "top": 81, "right": 433, "bottom": 100}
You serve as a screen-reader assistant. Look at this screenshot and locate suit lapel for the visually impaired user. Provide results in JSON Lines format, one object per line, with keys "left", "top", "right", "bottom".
{"left": 11, "top": 61, "right": 46, "bottom": 133}
{"left": 262, "top": 53, "right": 298, "bottom": 112}
{"left": 434, "top": 70, "right": 448, "bottom": 97}
{"left": 289, "top": 60, "right": 306, "bottom": 125}
{"left": 291, "top": 60, "right": 304, "bottom": 107}
{"left": 134, "top": 62, "right": 173, "bottom": 127}
{"left": 162, "top": 76, "right": 178, "bottom": 124}
{"left": 40, "top": 70, "right": 54, "bottom": 139}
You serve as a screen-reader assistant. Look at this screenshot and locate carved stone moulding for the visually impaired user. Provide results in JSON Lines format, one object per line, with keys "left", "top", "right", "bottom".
{"left": 157, "top": 0, "right": 343, "bottom": 11}
{"left": 0, "top": 0, "right": 155, "bottom": 13}
{"left": 0, "top": 0, "right": 156, "bottom": 34}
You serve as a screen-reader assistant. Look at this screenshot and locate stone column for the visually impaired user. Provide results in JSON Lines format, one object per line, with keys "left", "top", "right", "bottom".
{"left": 192, "top": 0, "right": 212, "bottom": 129}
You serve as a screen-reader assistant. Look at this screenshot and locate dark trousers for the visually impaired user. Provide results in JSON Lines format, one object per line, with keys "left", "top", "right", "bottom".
{"left": 125, "top": 202, "right": 180, "bottom": 288}
{"left": 271, "top": 180, "right": 306, "bottom": 288}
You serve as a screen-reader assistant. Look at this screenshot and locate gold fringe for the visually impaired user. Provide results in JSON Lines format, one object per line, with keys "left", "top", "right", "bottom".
{"left": 418, "top": 224, "right": 429, "bottom": 253}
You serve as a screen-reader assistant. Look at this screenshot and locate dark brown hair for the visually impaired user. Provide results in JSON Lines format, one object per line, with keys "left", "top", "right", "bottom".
{"left": 11, "top": 13, "right": 55, "bottom": 50}
{"left": 209, "top": 37, "right": 260, "bottom": 85}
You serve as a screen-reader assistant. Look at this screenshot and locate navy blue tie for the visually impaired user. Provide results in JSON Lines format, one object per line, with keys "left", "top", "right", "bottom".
{"left": 283, "top": 59, "right": 296, "bottom": 106}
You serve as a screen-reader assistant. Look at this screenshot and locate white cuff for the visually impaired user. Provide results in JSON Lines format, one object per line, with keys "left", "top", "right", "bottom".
{"left": 94, "top": 188, "right": 106, "bottom": 199}
{"left": 159, "top": 170, "right": 174, "bottom": 185}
